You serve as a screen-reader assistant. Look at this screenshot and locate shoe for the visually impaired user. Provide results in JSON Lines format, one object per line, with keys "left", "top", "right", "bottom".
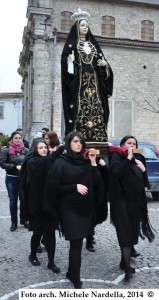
{"left": 86, "top": 243, "right": 95, "bottom": 252}
{"left": 74, "top": 283, "right": 82, "bottom": 289}
{"left": 66, "top": 272, "right": 83, "bottom": 286}
{"left": 86, "top": 235, "right": 96, "bottom": 244}
{"left": 125, "top": 268, "right": 133, "bottom": 281}
{"left": 10, "top": 223, "right": 17, "bottom": 231}
{"left": 119, "top": 261, "right": 136, "bottom": 274}
{"left": 37, "top": 244, "right": 42, "bottom": 253}
{"left": 29, "top": 254, "right": 40, "bottom": 266}
{"left": 91, "top": 240, "right": 96, "bottom": 245}
{"left": 20, "top": 220, "right": 29, "bottom": 229}
{"left": 48, "top": 262, "right": 60, "bottom": 273}
{"left": 87, "top": 239, "right": 96, "bottom": 245}
{"left": 131, "top": 248, "right": 140, "bottom": 258}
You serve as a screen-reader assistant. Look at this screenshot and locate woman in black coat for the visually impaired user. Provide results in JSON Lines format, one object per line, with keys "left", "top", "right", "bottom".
{"left": 109, "top": 135, "right": 155, "bottom": 281}
{"left": 21, "top": 138, "right": 64, "bottom": 272}
{"left": 45, "top": 131, "right": 104, "bottom": 288}
{"left": 0, "top": 131, "right": 28, "bottom": 231}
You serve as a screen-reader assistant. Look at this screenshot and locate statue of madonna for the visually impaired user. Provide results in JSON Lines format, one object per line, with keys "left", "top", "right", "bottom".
{"left": 61, "top": 9, "right": 113, "bottom": 143}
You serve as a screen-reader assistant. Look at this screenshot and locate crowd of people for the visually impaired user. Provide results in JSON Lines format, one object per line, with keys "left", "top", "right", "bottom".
{"left": 0, "top": 128, "right": 155, "bottom": 288}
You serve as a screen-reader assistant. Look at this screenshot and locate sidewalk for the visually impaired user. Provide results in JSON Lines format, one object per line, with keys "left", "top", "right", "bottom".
{"left": 0, "top": 168, "right": 159, "bottom": 299}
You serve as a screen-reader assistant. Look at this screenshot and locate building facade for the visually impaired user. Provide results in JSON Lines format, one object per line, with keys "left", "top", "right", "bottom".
{"left": 19, "top": 0, "right": 159, "bottom": 145}
{"left": 0, "top": 93, "right": 22, "bottom": 136}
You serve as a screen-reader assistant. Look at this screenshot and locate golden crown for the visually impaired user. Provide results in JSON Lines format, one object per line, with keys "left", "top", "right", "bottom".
{"left": 71, "top": 8, "right": 90, "bottom": 22}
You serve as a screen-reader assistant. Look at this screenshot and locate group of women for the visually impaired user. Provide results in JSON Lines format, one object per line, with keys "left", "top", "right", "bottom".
{"left": 0, "top": 129, "right": 155, "bottom": 288}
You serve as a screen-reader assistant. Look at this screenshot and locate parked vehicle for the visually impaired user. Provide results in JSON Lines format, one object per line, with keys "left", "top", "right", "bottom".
{"left": 108, "top": 139, "right": 159, "bottom": 200}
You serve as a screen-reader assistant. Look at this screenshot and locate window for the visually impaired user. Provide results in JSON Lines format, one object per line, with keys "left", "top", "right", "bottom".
{"left": 142, "top": 147, "right": 158, "bottom": 160}
{"left": 101, "top": 16, "right": 115, "bottom": 37}
{"left": 0, "top": 104, "right": 4, "bottom": 119}
{"left": 141, "top": 20, "right": 154, "bottom": 41}
{"left": 112, "top": 100, "right": 133, "bottom": 137}
{"left": 61, "top": 11, "right": 74, "bottom": 31}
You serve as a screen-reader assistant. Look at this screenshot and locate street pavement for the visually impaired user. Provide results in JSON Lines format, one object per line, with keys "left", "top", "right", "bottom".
{"left": 0, "top": 168, "right": 159, "bottom": 299}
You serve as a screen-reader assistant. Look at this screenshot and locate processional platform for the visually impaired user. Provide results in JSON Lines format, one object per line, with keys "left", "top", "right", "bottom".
{"left": 85, "top": 141, "right": 143, "bottom": 157}
{"left": 85, "top": 142, "right": 111, "bottom": 157}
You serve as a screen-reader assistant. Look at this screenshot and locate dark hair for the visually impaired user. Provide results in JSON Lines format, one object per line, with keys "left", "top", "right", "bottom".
{"left": 41, "top": 127, "right": 49, "bottom": 132}
{"left": 16, "top": 128, "right": 22, "bottom": 131}
{"left": 10, "top": 131, "right": 21, "bottom": 140}
{"left": 30, "top": 138, "right": 48, "bottom": 154}
{"left": 120, "top": 135, "right": 138, "bottom": 148}
{"left": 65, "top": 131, "right": 86, "bottom": 155}
{"left": 47, "top": 131, "right": 60, "bottom": 147}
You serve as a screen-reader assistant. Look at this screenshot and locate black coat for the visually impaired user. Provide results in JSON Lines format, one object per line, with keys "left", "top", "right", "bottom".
{"left": 45, "top": 154, "right": 104, "bottom": 240}
{"left": 22, "top": 146, "right": 64, "bottom": 219}
{"left": 23, "top": 138, "right": 30, "bottom": 149}
{"left": 0, "top": 147, "right": 28, "bottom": 176}
{"left": 109, "top": 152, "right": 155, "bottom": 247}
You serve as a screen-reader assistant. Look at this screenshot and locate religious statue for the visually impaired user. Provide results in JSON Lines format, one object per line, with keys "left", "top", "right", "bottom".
{"left": 61, "top": 8, "right": 113, "bottom": 143}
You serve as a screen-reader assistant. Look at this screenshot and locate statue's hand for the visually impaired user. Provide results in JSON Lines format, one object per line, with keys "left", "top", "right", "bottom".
{"left": 97, "top": 57, "right": 110, "bottom": 78}
{"left": 68, "top": 50, "right": 75, "bottom": 62}
{"left": 97, "top": 58, "right": 107, "bottom": 67}
{"left": 67, "top": 50, "right": 75, "bottom": 74}
{"left": 97, "top": 56, "right": 109, "bottom": 68}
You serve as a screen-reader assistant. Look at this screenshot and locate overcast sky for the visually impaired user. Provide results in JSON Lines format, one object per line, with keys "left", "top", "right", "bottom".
{"left": 0, "top": 0, "right": 28, "bottom": 93}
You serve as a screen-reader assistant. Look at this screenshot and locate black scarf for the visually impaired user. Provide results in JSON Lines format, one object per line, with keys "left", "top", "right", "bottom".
{"left": 109, "top": 152, "right": 155, "bottom": 242}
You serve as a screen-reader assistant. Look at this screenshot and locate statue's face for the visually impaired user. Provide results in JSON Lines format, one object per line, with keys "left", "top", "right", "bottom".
{"left": 79, "top": 20, "right": 88, "bottom": 37}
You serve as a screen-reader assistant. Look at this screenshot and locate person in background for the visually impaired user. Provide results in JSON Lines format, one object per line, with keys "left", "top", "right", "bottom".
{"left": 44, "top": 131, "right": 60, "bottom": 153}
{"left": 109, "top": 135, "right": 155, "bottom": 281}
{"left": 0, "top": 131, "right": 29, "bottom": 231}
{"left": 45, "top": 131, "right": 104, "bottom": 288}
{"left": 21, "top": 138, "right": 64, "bottom": 272}
{"left": 41, "top": 127, "right": 49, "bottom": 138}
{"left": 16, "top": 128, "right": 29, "bottom": 149}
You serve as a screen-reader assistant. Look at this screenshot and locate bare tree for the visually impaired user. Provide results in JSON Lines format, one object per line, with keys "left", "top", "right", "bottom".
{"left": 144, "top": 98, "right": 159, "bottom": 113}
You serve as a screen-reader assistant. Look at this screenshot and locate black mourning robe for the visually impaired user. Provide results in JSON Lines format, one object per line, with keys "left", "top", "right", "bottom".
{"left": 61, "top": 21, "right": 113, "bottom": 142}
{"left": 44, "top": 153, "right": 105, "bottom": 240}
{"left": 109, "top": 151, "right": 155, "bottom": 248}
{"left": 21, "top": 146, "right": 64, "bottom": 229}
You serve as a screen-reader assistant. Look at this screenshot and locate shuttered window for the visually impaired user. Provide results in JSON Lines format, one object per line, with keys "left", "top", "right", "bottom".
{"left": 101, "top": 16, "right": 115, "bottom": 37}
{"left": 141, "top": 20, "right": 154, "bottom": 41}
{"left": 0, "top": 104, "right": 4, "bottom": 119}
{"left": 61, "top": 11, "right": 74, "bottom": 31}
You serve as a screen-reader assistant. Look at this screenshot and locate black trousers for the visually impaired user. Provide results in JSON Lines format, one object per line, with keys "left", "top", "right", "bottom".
{"left": 30, "top": 225, "right": 56, "bottom": 265}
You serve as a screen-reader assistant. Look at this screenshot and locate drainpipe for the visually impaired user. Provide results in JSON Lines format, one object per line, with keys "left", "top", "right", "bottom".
{"left": 50, "top": 27, "right": 57, "bottom": 130}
